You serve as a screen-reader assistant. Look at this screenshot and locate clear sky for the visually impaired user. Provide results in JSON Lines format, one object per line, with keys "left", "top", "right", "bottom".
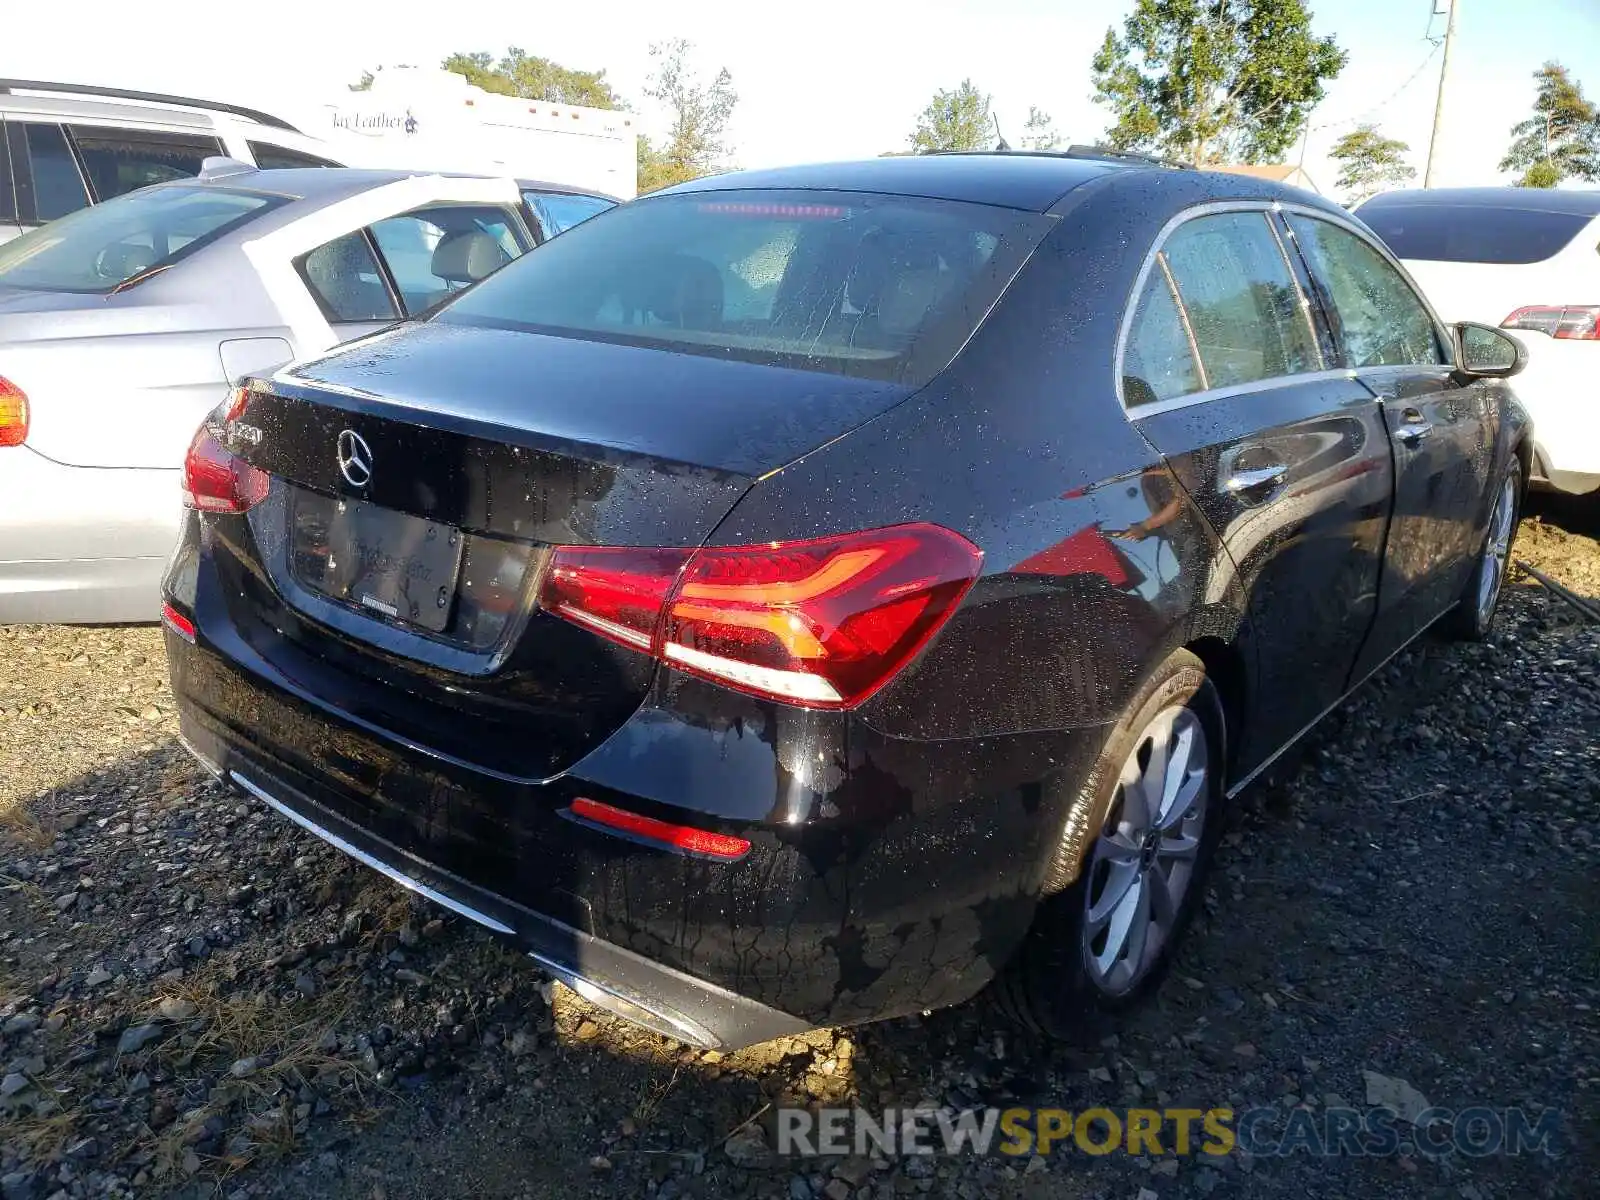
{"left": 6, "top": 0, "right": 1600, "bottom": 197}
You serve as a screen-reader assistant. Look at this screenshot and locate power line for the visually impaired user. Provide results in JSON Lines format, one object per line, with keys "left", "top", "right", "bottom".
{"left": 1304, "top": 38, "right": 1444, "bottom": 137}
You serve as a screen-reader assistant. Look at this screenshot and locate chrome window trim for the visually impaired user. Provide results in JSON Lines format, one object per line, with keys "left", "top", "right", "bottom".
{"left": 1128, "top": 367, "right": 1366, "bottom": 419}
{"left": 1118, "top": 199, "right": 1457, "bottom": 419}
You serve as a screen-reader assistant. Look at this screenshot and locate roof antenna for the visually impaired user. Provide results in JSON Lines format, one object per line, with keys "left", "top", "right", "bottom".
{"left": 993, "top": 114, "right": 1012, "bottom": 152}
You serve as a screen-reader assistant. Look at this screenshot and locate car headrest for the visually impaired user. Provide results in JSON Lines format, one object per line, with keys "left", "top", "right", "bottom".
{"left": 432, "top": 230, "right": 508, "bottom": 285}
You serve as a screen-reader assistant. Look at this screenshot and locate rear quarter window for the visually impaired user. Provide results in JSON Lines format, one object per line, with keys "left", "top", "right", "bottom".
{"left": 1360, "top": 203, "right": 1593, "bottom": 265}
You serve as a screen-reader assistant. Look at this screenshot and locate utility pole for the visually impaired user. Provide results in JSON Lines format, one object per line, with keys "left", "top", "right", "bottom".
{"left": 1424, "top": 0, "right": 1459, "bottom": 186}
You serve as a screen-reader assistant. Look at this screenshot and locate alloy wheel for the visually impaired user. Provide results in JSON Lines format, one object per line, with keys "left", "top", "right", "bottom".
{"left": 1082, "top": 705, "right": 1210, "bottom": 996}
{"left": 1477, "top": 472, "right": 1517, "bottom": 626}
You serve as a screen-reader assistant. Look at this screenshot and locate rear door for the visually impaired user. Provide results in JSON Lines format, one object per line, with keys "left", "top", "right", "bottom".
{"left": 1284, "top": 211, "right": 1493, "bottom": 677}
{"left": 1125, "top": 206, "right": 1394, "bottom": 773}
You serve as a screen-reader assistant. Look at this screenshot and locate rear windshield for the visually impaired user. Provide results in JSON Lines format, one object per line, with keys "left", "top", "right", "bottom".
{"left": 437, "top": 189, "right": 1053, "bottom": 383}
{"left": 0, "top": 184, "right": 279, "bottom": 292}
{"left": 1361, "top": 202, "right": 1594, "bottom": 265}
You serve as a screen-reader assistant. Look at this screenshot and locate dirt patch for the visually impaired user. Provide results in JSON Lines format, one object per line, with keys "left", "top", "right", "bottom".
{"left": 2, "top": 502, "right": 1597, "bottom": 1200}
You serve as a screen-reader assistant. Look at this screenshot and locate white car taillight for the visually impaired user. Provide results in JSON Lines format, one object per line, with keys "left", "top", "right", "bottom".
{"left": 1501, "top": 305, "right": 1600, "bottom": 340}
{"left": 0, "top": 376, "right": 28, "bottom": 447}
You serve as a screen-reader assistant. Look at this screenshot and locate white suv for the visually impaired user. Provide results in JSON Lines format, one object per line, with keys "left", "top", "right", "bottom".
{"left": 0, "top": 79, "right": 344, "bottom": 244}
{"left": 1357, "top": 187, "right": 1600, "bottom": 496}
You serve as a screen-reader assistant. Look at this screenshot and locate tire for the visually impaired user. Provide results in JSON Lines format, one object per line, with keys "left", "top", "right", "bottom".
{"left": 995, "top": 649, "right": 1226, "bottom": 1041}
{"left": 1445, "top": 460, "right": 1523, "bottom": 642}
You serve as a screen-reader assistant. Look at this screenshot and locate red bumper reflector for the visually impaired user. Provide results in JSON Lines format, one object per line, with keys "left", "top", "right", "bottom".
{"left": 568, "top": 797, "right": 751, "bottom": 862}
{"left": 162, "top": 602, "right": 196, "bottom": 643}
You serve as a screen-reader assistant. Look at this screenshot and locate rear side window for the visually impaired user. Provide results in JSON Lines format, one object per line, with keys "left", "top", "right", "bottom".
{"left": 438, "top": 189, "right": 1053, "bottom": 384}
{"left": 68, "top": 127, "right": 224, "bottom": 202}
{"left": 1151, "top": 211, "right": 1321, "bottom": 393}
{"left": 1286, "top": 216, "right": 1446, "bottom": 368}
{"left": 24, "top": 123, "right": 89, "bottom": 221}
{"left": 300, "top": 232, "right": 399, "bottom": 323}
{"left": 0, "top": 121, "right": 15, "bottom": 223}
{"left": 369, "top": 205, "right": 525, "bottom": 314}
{"left": 1123, "top": 258, "right": 1203, "bottom": 405}
{"left": 247, "top": 142, "right": 342, "bottom": 169}
{"left": 522, "top": 189, "right": 615, "bottom": 237}
{"left": 0, "top": 183, "right": 278, "bottom": 292}
{"left": 1360, "top": 202, "right": 1593, "bottom": 265}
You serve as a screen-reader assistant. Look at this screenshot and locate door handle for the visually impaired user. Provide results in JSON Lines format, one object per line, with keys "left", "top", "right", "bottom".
{"left": 1396, "top": 407, "right": 1433, "bottom": 445}
{"left": 1225, "top": 463, "right": 1289, "bottom": 498}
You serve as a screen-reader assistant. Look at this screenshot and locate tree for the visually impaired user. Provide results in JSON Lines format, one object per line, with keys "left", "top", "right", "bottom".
{"left": 1021, "top": 106, "right": 1063, "bottom": 151}
{"left": 1499, "top": 62, "right": 1600, "bottom": 187}
{"left": 908, "top": 80, "right": 993, "bottom": 153}
{"left": 636, "top": 39, "right": 738, "bottom": 194}
{"left": 1092, "top": 0, "right": 1346, "bottom": 166}
{"left": 440, "top": 48, "right": 623, "bottom": 109}
{"left": 1329, "top": 125, "right": 1415, "bottom": 205}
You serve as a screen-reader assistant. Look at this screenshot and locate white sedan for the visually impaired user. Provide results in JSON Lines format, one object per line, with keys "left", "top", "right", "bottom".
{"left": 0, "top": 162, "right": 533, "bottom": 623}
{"left": 1356, "top": 187, "right": 1600, "bottom": 496}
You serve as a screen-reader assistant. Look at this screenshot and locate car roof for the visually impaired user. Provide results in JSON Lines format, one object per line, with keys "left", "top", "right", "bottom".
{"left": 178, "top": 166, "right": 499, "bottom": 204}
{"left": 658, "top": 153, "right": 1136, "bottom": 211}
{"left": 0, "top": 79, "right": 298, "bottom": 132}
{"left": 1360, "top": 187, "right": 1600, "bottom": 218}
{"left": 655, "top": 151, "right": 1341, "bottom": 214}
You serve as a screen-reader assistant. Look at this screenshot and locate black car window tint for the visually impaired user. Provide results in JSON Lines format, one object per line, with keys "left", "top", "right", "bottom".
{"left": 1158, "top": 211, "right": 1320, "bottom": 391}
{"left": 0, "top": 122, "right": 15, "bottom": 223}
{"left": 1123, "top": 252, "right": 1204, "bottom": 405}
{"left": 299, "top": 232, "right": 399, "bottom": 323}
{"left": 67, "top": 127, "right": 224, "bottom": 203}
{"left": 1360, "top": 202, "right": 1591, "bottom": 265}
{"left": 247, "top": 142, "right": 342, "bottom": 169}
{"left": 24, "top": 123, "right": 89, "bottom": 221}
{"left": 1287, "top": 215, "right": 1447, "bottom": 369}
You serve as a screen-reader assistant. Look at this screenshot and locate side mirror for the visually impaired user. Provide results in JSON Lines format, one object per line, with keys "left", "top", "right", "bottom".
{"left": 1454, "top": 321, "right": 1527, "bottom": 379}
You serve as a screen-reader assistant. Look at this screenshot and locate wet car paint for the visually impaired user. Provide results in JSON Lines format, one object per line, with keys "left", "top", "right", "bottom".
{"left": 164, "top": 159, "right": 1531, "bottom": 1044}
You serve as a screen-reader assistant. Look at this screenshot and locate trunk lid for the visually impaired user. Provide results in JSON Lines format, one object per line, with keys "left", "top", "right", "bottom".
{"left": 217, "top": 320, "right": 913, "bottom": 779}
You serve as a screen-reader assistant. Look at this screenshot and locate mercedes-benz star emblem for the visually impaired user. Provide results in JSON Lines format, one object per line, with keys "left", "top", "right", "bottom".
{"left": 336, "top": 429, "right": 373, "bottom": 488}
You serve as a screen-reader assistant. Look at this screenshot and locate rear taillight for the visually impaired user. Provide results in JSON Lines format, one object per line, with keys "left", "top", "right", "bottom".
{"left": 182, "top": 424, "right": 269, "bottom": 513}
{"left": 0, "top": 376, "right": 28, "bottom": 448}
{"left": 540, "top": 523, "right": 982, "bottom": 708}
{"left": 1501, "top": 305, "right": 1600, "bottom": 340}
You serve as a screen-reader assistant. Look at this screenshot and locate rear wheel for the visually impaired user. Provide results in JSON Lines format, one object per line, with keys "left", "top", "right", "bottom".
{"left": 1447, "top": 462, "right": 1522, "bottom": 641}
{"left": 996, "top": 650, "right": 1225, "bottom": 1040}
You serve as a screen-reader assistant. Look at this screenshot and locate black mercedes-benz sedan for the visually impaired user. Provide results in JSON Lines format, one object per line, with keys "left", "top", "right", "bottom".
{"left": 163, "top": 150, "right": 1531, "bottom": 1049}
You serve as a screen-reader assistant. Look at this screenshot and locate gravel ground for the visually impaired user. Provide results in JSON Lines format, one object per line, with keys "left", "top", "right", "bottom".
{"left": 2, "top": 497, "right": 1596, "bottom": 1200}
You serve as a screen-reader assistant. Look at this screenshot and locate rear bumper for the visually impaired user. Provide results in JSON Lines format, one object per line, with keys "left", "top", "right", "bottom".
{"left": 177, "top": 714, "right": 809, "bottom": 1050}
{"left": 0, "top": 448, "right": 179, "bottom": 622}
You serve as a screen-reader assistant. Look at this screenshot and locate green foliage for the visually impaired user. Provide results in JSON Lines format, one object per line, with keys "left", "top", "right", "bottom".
{"left": 1021, "top": 106, "right": 1063, "bottom": 151}
{"left": 349, "top": 71, "right": 374, "bottom": 93}
{"left": 637, "top": 40, "right": 738, "bottom": 194}
{"left": 1517, "top": 160, "right": 1564, "bottom": 189}
{"left": 440, "top": 48, "right": 623, "bottom": 110}
{"left": 1498, "top": 62, "right": 1600, "bottom": 185}
{"left": 909, "top": 80, "right": 993, "bottom": 153}
{"left": 1092, "top": 0, "right": 1346, "bottom": 166}
{"left": 1329, "top": 125, "right": 1415, "bottom": 204}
